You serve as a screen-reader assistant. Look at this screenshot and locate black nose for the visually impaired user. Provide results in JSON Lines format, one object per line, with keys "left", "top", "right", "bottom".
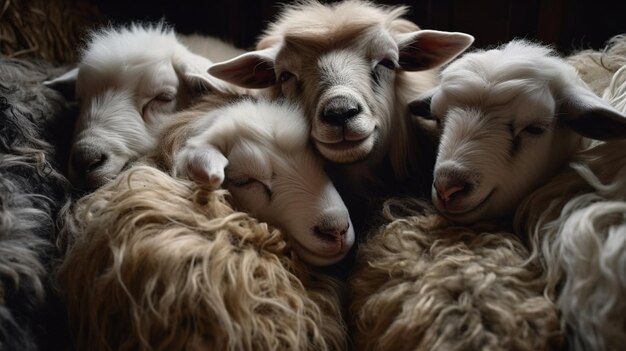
{"left": 71, "top": 147, "right": 107, "bottom": 177}
{"left": 321, "top": 96, "right": 361, "bottom": 126}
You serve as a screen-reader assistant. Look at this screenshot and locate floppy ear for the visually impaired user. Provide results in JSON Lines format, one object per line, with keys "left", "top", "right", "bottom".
{"left": 396, "top": 30, "right": 474, "bottom": 71}
{"left": 174, "top": 143, "right": 229, "bottom": 190}
{"left": 208, "top": 47, "right": 278, "bottom": 89}
{"left": 43, "top": 67, "right": 78, "bottom": 100}
{"left": 559, "top": 85, "right": 626, "bottom": 140}
{"left": 173, "top": 50, "right": 234, "bottom": 95}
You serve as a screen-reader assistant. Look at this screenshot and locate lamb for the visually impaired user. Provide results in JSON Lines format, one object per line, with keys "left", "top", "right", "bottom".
{"left": 45, "top": 24, "right": 241, "bottom": 190}
{"left": 0, "top": 57, "right": 73, "bottom": 351}
{"left": 349, "top": 198, "right": 561, "bottom": 351}
{"left": 208, "top": 0, "right": 474, "bottom": 205}
{"left": 156, "top": 94, "right": 355, "bottom": 266}
{"left": 408, "top": 40, "right": 626, "bottom": 224}
{"left": 58, "top": 165, "right": 347, "bottom": 351}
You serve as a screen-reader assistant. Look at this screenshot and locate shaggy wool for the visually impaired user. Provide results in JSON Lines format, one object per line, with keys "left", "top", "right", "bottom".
{"left": 58, "top": 165, "right": 348, "bottom": 351}
{"left": 0, "top": 0, "right": 102, "bottom": 64}
{"left": 567, "top": 34, "right": 626, "bottom": 97}
{"left": 515, "top": 140, "right": 626, "bottom": 351}
{"left": 0, "top": 57, "right": 73, "bottom": 350}
{"left": 350, "top": 199, "right": 561, "bottom": 351}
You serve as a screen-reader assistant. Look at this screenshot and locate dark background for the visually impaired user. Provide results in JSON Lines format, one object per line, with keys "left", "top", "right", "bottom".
{"left": 92, "top": 0, "right": 626, "bottom": 55}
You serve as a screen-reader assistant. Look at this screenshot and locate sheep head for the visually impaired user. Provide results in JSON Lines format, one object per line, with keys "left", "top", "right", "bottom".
{"left": 409, "top": 40, "right": 626, "bottom": 223}
{"left": 170, "top": 98, "right": 355, "bottom": 266}
{"left": 209, "top": 1, "right": 473, "bottom": 166}
{"left": 45, "top": 24, "right": 234, "bottom": 190}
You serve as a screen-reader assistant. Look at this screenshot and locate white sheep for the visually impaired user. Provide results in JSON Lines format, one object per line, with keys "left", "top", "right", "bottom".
{"left": 409, "top": 40, "right": 626, "bottom": 223}
{"left": 46, "top": 24, "right": 242, "bottom": 189}
{"left": 157, "top": 94, "right": 355, "bottom": 266}
{"left": 207, "top": 0, "right": 473, "bottom": 204}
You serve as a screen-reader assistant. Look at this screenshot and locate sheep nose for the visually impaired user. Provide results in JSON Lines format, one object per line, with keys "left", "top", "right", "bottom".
{"left": 313, "top": 222, "right": 349, "bottom": 242}
{"left": 435, "top": 179, "right": 468, "bottom": 203}
{"left": 433, "top": 165, "right": 474, "bottom": 205}
{"left": 321, "top": 96, "right": 361, "bottom": 126}
{"left": 71, "top": 146, "right": 107, "bottom": 177}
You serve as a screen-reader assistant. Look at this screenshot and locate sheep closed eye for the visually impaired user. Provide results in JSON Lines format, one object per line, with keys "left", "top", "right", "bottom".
{"left": 523, "top": 124, "right": 546, "bottom": 135}
{"left": 141, "top": 92, "right": 176, "bottom": 120}
{"left": 229, "top": 177, "right": 273, "bottom": 198}
{"left": 376, "top": 58, "right": 397, "bottom": 70}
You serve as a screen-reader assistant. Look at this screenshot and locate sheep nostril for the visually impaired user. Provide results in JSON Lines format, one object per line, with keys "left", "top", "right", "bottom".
{"left": 435, "top": 181, "right": 469, "bottom": 203}
{"left": 321, "top": 96, "right": 361, "bottom": 126}
{"left": 313, "top": 224, "right": 348, "bottom": 242}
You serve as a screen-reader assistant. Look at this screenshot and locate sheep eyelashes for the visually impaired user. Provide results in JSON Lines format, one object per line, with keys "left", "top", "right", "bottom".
{"left": 45, "top": 24, "right": 241, "bottom": 190}
{"left": 159, "top": 97, "right": 355, "bottom": 266}
{"left": 410, "top": 40, "right": 626, "bottom": 223}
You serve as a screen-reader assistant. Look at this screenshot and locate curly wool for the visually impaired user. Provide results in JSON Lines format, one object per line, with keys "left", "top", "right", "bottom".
{"left": 515, "top": 140, "right": 626, "bottom": 351}
{"left": 0, "top": 57, "right": 72, "bottom": 351}
{"left": 57, "top": 165, "right": 347, "bottom": 351}
{"left": 567, "top": 34, "right": 626, "bottom": 97}
{"left": 350, "top": 199, "right": 561, "bottom": 351}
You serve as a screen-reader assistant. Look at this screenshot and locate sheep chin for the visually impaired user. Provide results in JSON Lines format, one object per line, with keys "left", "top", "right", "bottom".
{"left": 314, "top": 131, "right": 377, "bottom": 163}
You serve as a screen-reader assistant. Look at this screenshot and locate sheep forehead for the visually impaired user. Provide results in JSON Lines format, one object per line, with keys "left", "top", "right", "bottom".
{"left": 211, "top": 99, "right": 310, "bottom": 154}
{"left": 435, "top": 45, "right": 562, "bottom": 125}
{"left": 77, "top": 59, "right": 179, "bottom": 101}
{"left": 82, "top": 25, "right": 179, "bottom": 69}
{"left": 266, "top": 0, "right": 406, "bottom": 39}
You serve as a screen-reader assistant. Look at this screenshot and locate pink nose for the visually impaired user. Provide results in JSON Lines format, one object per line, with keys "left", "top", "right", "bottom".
{"left": 435, "top": 183, "right": 466, "bottom": 203}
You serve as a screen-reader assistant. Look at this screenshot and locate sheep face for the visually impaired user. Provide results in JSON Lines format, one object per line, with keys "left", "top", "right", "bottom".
{"left": 46, "top": 25, "right": 232, "bottom": 190}
{"left": 209, "top": 1, "right": 473, "bottom": 166}
{"left": 174, "top": 99, "right": 355, "bottom": 266}
{"left": 410, "top": 41, "right": 626, "bottom": 223}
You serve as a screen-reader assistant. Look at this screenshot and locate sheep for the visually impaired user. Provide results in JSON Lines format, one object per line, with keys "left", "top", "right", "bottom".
{"left": 58, "top": 164, "right": 347, "bottom": 351}
{"left": 0, "top": 57, "right": 73, "bottom": 351}
{"left": 408, "top": 40, "right": 626, "bottom": 224}
{"left": 514, "top": 139, "right": 626, "bottom": 351}
{"left": 207, "top": 1, "right": 474, "bottom": 208}
{"left": 349, "top": 198, "right": 561, "bottom": 351}
{"left": 156, "top": 94, "right": 355, "bottom": 266}
{"left": 45, "top": 23, "right": 241, "bottom": 190}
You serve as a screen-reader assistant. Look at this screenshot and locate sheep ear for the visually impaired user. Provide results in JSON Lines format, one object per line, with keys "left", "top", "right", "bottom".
{"left": 174, "top": 51, "right": 233, "bottom": 95}
{"left": 175, "top": 145, "right": 229, "bottom": 189}
{"left": 208, "top": 47, "right": 277, "bottom": 89}
{"left": 397, "top": 30, "right": 474, "bottom": 71}
{"left": 43, "top": 67, "right": 78, "bottom": 100}
{"left": 559, "top": 86, "right": 626, "bottom": 140}
{"left": 408, "top": 90, "right": 435, "bottom": 120}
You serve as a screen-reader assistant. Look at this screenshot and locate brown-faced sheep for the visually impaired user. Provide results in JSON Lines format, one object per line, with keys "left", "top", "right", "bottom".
{"left": 58, "top": 165, "right": 347, "bottom": 351}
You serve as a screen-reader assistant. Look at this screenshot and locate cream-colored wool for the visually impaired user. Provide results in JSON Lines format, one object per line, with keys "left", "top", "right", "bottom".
{"left": 567, "top": 34, "right": 626, "bottom": 97}
{"left": 350, "top": 199, "right": 561, "bottom": 351}
{"left": 57, "top": 165, "right": 347, "bottom": 351}
{"left": 515, "top": 140, "right": 626, "bottom": 351}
